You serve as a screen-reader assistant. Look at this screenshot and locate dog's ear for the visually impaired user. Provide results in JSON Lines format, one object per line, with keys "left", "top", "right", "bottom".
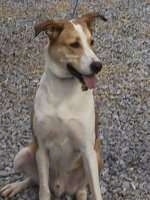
{"left": 80, "top": 12, "right": 107, "bottom": 30}
{"left": 34, "top": 20, "right": 65, "bottom": 39}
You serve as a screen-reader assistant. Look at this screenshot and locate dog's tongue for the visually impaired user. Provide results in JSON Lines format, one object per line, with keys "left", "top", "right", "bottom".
{"left": 83, "top": 75, "right": 96, "bottom": 89}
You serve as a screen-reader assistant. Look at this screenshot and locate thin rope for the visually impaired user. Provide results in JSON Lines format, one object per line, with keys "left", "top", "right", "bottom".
{"left": 71, "top": 0, "right": 79, "bottom": 18}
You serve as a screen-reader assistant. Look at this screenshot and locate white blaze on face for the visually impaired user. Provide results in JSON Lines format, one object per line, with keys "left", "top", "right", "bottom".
{"left": 72, "top": 23, "right": 100, "bottom": 75}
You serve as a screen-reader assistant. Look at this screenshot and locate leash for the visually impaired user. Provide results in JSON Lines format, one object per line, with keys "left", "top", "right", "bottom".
{"left": 71, "top": 0, "right": 79, "bottom": 18}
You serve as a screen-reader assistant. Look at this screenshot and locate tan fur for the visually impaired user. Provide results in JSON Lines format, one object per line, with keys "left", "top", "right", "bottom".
{"left": 47, "top": 21, "right": 94, "bottom": 76}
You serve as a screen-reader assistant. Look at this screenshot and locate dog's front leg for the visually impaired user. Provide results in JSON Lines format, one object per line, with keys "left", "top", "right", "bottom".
{"left": 69, "top": 121, "right": 103, "bottom": 200}
{"left": 82, "top": 146, "right": 103, "bottom": 200}
{"left": 36, "top": 147, "right": 51, "bottom": 200}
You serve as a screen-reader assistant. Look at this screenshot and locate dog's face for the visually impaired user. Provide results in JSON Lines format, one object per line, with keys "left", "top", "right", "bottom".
{"left": 35, "top": 13, "right": 107, "bottom": 89}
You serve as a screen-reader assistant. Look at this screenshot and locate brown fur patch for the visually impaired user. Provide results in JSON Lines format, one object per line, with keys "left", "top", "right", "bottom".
{"left": 47, "top": 20, "right": 95, "bottom": 72}
{"left": 48, "top": 21, "right": 84, "bottom": 67}
{"left": 34, "top": 14, "right": 98, "bottom": 68}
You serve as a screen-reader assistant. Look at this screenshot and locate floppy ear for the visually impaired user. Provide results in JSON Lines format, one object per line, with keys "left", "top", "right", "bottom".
{"left": 80, "top": 12, "right": 107, "bottom": 30}
{"left": 34, "top": 20, "right": 65, "bottom": 39}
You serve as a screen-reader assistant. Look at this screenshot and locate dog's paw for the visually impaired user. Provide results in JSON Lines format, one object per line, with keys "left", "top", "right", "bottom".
{"left": 0, "top": 182, "right": 22, "bottom": 198}
{"left": 39, "top": 189, "right": 51, "bottom": 200}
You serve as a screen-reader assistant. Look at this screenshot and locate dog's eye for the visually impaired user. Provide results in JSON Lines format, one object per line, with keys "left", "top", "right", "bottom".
{"left": 90, "top": 39, "right": 94, "bottom": 46}
{"left": 70, "top": 41, "right": 80, "bottom": 48}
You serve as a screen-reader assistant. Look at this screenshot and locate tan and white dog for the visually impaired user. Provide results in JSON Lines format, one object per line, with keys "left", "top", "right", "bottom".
{"left": 0, "top": 13, "right": 107, "bottom": 200}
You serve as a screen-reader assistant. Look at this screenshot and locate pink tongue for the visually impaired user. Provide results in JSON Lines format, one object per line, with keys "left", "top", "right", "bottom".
{"left": 83, "top": 76, "right": 97, "bottom": 89}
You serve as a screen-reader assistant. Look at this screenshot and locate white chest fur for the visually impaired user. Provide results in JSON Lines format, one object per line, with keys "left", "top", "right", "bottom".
{"left": 34, "top": 70, "right": 95, "bottom": 153}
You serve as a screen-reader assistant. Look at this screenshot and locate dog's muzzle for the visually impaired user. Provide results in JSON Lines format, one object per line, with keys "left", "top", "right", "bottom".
{"left": 67, "top": 62, "right": 102, "bottom": 91}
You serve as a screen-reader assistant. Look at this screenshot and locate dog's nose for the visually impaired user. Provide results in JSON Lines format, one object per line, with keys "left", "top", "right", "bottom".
{"left": 90, "top": 61, "right": 102, "bottom": 74}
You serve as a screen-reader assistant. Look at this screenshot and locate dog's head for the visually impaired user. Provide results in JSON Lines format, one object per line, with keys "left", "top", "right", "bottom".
{"left": 35, "top": 13, "right": 107, "bottom": 90}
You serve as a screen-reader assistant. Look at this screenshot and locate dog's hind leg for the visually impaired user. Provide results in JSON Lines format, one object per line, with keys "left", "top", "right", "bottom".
{"left": 0, "top": 143, "right": 38, "bottom": 198}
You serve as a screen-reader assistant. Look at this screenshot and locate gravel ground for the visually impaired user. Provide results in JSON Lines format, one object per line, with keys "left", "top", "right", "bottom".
{"left": 0, "top": 0, "right": 150, "bottom": 200}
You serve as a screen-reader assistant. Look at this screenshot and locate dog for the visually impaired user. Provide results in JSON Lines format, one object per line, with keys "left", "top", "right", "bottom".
{"left": 0, "top": 12, "right": 107, "bottom": 200}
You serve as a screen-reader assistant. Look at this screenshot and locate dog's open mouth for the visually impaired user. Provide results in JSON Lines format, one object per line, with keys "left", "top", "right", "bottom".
{"left": 67, "top": 63, "right": 96, "bottom": 91}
